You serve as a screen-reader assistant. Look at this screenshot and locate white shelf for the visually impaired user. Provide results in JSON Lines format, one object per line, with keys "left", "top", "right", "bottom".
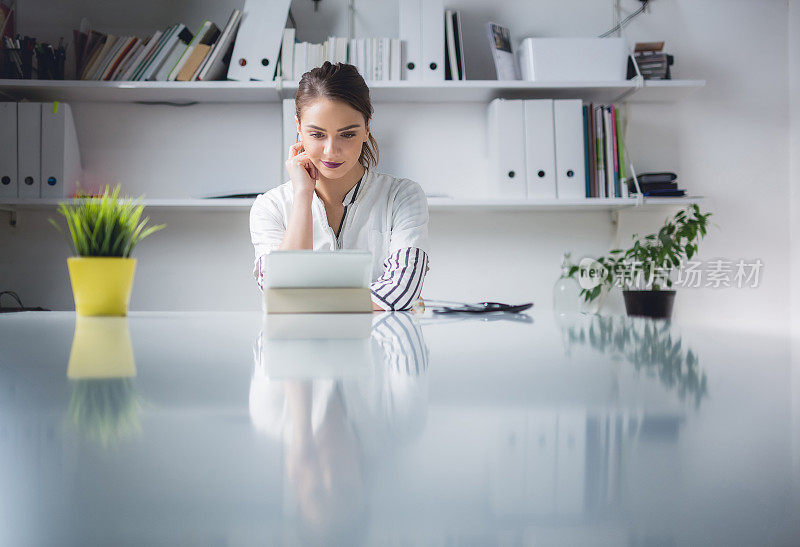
{"left": 0, "top": 78, "right": 705, "bottom": 104}
{"left": 0, "top": 196, "right": 704, "bottom": 212}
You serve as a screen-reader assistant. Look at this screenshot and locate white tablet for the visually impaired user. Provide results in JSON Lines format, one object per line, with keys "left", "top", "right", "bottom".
{"left": 264, "top": 250, "right": 373, "bottom": 289}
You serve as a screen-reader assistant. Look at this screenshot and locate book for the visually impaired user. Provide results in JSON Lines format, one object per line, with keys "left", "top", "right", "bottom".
{"left": 196, "top": 8, "right": 241, "bottom": 81}
{"left": 177, "top": 43, "right": 211, "bottom": 81}
{"left": 151, "top": 25, "right": 194, "bottom": 81}
{"left": 90, "top": 35, "right": 127, "bottom": 80}
{"left": 168, "top": 20, "right": 218, "bottom": 81}
{"left": 264, "top": 287, "right": 373, "bottom": 314}
{"left": 453, "top": 10, "right": 465, "bottom": 80}
{"left": 80, "top": 34, "right": 111, "bottom": 79}
{"left": 107, "top": 38, "right": 142, "bottom": 80}
{"left": 100, "top": 36, "right": 138, "bottom": 80}
{"left": 485, "top": 22, "right": 519, "bottom": 80}
{"left": 130, "top": 25, "right": 175, "bottom": 81}
{"left": 445, "top": 9, "right": 457, "bottom": 80}
{"left": 118, "top": 30, "right": 161, "bottom": 80}
{"left": 279, "top": 27, "right": 295, "bottom": 79}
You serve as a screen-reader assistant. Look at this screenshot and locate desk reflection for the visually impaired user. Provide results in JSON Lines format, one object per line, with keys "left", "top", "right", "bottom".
{"left": 250, "top": 311, "right": 429, "bottom": 543}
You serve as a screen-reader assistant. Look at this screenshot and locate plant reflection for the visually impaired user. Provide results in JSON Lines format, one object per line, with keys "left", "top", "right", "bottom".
{"left": 560, "top": 314, "right": 708, "bottom": 408}
{"left": 250, "top": 311, "right": 430, "bottom": 545}
{"left": 65, "top": 316, "right": 141, "bottom": 448}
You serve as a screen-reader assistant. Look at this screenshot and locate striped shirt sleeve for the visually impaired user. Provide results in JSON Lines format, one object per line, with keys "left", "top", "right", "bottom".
{"left": 370, "top": 247, "right": 429, "bottom": 311}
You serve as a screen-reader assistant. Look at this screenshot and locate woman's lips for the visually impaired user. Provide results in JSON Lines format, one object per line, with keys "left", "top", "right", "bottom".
{"left": 321, "top": 161, "right": 344, "bottom": 169}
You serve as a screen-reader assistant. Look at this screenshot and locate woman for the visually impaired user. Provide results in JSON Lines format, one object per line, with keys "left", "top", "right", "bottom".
{"left": 249, "top": 61, "right": 430, "bottom": 312}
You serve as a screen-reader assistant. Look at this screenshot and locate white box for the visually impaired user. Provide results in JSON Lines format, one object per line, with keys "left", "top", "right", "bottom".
{"left": 519, "top": 37, "right": 630, "bottom": 82}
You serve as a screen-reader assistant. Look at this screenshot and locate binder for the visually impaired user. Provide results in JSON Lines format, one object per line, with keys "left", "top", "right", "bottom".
{"left": 523, "top": 99, "right": 557, "bottom": 199}
{"left": 41, "top": 102, "right": 82, "bottom": 199}
{"left": 553, "top": 99, "right": 586, "bottom": 199}
{"left": 487, "top": 99, "right": 526, "bottom": 198}
{"left": 17, "top": 102, "right": 41, "bottom": 199}
{"left": 398, "top": 0, "right": 422, "bottom": 81}
{"left": 420, "top": 0, "right": 444, "bottom": 81}
{"left": 227, "top": 0, "right": 292, "bottom": 81}
{"left": 0, "top": 102, "right": 17, "bottom": 199}
{"left": 282, "top": 98, "right": 297, "bottom": 181}
{"left": 280, "top": 27, "right": 295, "bottom": 79}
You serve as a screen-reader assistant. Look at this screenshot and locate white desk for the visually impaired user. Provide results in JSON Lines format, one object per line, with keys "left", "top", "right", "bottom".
{"left": 0, "top": 310, "right": 797, "bottom": 545}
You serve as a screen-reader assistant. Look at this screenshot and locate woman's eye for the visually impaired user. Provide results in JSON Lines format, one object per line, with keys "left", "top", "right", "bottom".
{"left": 342, "top": 133, "right": 356, "bottom": 138}
{"left": 310, "top": 133, "right": 323, "bottom": 138}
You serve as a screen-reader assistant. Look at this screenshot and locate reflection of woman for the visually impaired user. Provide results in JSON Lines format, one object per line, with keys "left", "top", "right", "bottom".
{"left": 249, "top": 62, "right": 430, "bottom": 312}
{"left": 249, "top": 312, "right": 429, "bottom": 543}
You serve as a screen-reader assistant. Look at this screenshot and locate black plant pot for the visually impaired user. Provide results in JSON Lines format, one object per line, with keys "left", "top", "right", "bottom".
{"left": 622, "top": 290, "right": 676, "bottom": 319}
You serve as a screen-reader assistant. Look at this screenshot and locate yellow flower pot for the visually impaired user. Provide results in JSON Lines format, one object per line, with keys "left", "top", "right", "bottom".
{"left": 67, "top": 257, "right": 137, "bottom": 316}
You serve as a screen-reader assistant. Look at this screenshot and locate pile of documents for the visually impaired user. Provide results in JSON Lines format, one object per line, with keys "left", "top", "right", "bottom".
{"left": 631, "top": 41, "right": 673, "bottom": 80}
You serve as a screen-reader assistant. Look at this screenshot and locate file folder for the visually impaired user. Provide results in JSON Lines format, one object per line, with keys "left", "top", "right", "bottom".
{"left": 17, "top": 101, "right": 41, "bottom": 199}
{"left": 41, "top": 102, "right": 82, "bottom": 199}
{"left": 0, "top": 102, "right": 17, "bottom": 199}
{"left": 398, "top": 0, "right": 422, "bottom": 81}
{"left": 523, "top": 99, "right": 557, "bottom": 199}
{"left": 282, "top": 98, "right": 297, "bottom": 181}
{"left": 227, "top": 0, "right": 292, "bottom": 81}
{"left": 487, "top": 99, "right": 526, "bottom": 199}
{"left": 420, "top": 0, "right": 444, "bottom": 81}
{"left": 553, "top": 100, "right": 586, "bottom": 199}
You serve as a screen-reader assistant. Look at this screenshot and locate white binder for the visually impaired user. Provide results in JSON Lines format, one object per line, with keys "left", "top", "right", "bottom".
{"left": 41, "top": 102, "right": 82, "bottom": 199}
{"left": 487, "top": 99, "right": 526, "bottom": 199}
{"left": 0, "top": 102, "right": 17, "bottom": 199}
{"left": 17, "top": 102, "right": 41, "bottom": 199}
{"left": 282, "top": 98, "right": 297, "bottom": 182}
{"left": 398, "top": 0, "right": 422, "bottom": 81}
{"left": 523, "top": 99, "right": 557, "bottom": 199}
{"left": 420, "top": 0, "right": 444, "bottom": 81}
{"left": 226, "top": 0, "right": 292, "bottom": 81}
{"left": 553, "top": 99, "right": 586, "bottom": 199}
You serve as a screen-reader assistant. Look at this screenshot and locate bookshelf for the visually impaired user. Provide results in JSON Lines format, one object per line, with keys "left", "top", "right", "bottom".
{"left": 0, "top": 78, "right": 705, "bottom": 104}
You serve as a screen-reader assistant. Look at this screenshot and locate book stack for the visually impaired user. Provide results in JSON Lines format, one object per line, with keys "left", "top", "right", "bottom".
{"left": 583, "top": 103, "right": 627, "bottom": 198}
{"left": 627, "top": 172, "right": 685, "bottom": 197}
{"left": 444, "top": 9, "right": 465, "bottom": 80}
{"left": 72, "top": 9, "right": 242, "bottom": 81}
{"left": 277, "top": 27, "right": 401, "bottom": 82}
{"left": 630, "top": 41, "right": 673, "bottom": 80}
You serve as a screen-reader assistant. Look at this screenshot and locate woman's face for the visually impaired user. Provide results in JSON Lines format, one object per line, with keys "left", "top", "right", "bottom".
{"left": 296, "top": 98, "right": 370, "bottom": 180}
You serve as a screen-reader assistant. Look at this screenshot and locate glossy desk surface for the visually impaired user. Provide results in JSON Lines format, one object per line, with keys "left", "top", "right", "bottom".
{"left": 0, "top": 310, "right": 798, "bottom": 546}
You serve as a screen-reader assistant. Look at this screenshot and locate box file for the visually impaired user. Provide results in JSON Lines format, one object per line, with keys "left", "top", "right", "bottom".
{"left": 487, "top": 99, "right": 526, "bottom": 199}
{"left": 226, "top": 0, "right": 291, "bottom": 81}
{"left": 41, "top": 102, "right": 82, "bottom": 199}
{"left": 553, "top": 100, "right": 586, "bottom": 199}
{"left": 524, "top": 99, "right": 557, "bottom": 199}
{"left": 519, "top": 37, "right": 629, "bottom": 82}
{"left": 399, "top": 0, "right": 422, "bottom": 81}
{"left": 17, "top": 102, "right": 41, "bottom": 199}
{"left": 0, "top": 103, "right": 17, "bottom": 199}
{"left": 420, "top": 0, "right": 444, "bottom": 81}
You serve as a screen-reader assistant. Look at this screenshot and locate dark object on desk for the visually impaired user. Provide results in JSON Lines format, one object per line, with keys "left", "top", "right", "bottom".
{"left": 431, "top": 301, "right": 533, "bottom": 315}
{"left": 203, "top": 193, "right": 261, "bottom": 199}
{"left": 0, "top": 290, "right": 49, "bottom": 312}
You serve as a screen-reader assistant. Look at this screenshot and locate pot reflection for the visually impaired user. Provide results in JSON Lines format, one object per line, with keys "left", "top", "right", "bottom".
{"left": 250, "top": 311, "right": 429, "bottom": 544}
{"left": 66, "top": 316, "right": 141, "bottom": 448}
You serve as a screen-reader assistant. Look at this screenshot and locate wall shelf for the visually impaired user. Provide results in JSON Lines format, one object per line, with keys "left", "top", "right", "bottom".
{"left": 0, "top": 195, "right": 704, "bottom": 214}
{"left": 0, "top": 78, "right": 705, "bottom": 104}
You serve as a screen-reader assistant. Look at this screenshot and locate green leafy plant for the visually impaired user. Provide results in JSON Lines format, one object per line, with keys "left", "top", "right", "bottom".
{"left": 564, "top": 204, "right": 714, "bottom": 304}
{"left": 49, "top": 184, "right": 165, "bottom": 257}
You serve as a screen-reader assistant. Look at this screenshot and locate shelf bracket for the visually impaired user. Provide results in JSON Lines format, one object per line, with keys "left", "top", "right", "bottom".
{"left": 0, "top": 205, "right": 17, "bottom": 227}
{"left": 613, "top": 55, "right": 645, "bottom": 103}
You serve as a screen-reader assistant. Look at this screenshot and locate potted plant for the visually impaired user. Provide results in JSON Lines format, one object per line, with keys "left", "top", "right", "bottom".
{"left": 49, "top": 184, "right": 164, "bottom": 316}
{"left": 564, "top": 204, "right": 713, "bottom": 319}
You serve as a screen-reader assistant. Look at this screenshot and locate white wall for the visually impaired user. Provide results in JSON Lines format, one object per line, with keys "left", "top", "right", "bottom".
{"left": 0, "top": 0, "right": 794, "bottom": 336}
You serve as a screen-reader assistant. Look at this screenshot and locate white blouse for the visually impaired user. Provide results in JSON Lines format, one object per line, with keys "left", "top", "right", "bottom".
{"left": 249, "top": 167, "right": 431, "bottom": 311}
